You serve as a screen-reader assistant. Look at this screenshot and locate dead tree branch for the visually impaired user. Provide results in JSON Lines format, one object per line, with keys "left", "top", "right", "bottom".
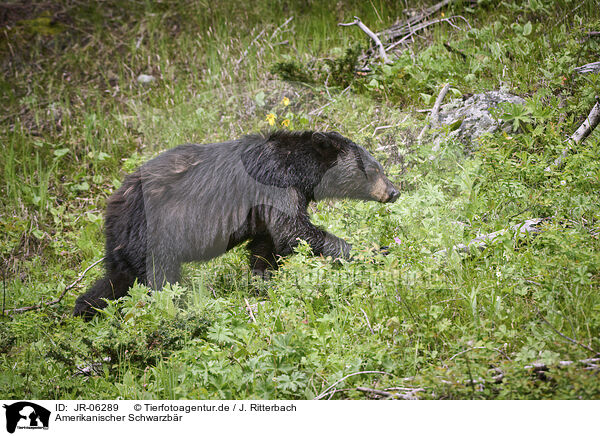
{"left": 574, "top": 61, "right": 600, "bottom": 75}
{"left": 357, "top": 386, "right": 424, "bottom": 400}
{"left": 385, "top": 16, "right": 470, "bottom": 53}
{"left": 378, "top": 0, "right": 457, "bottom": 41}
{"left": 314, "top": 370, "right": 395, "bottom": 400}
{"left": 430, "top": 83, "right": 451, "bottom": 128}
{"left": 525, "top": 357, "right": 600, "bottom": 372}
{"left": 339, "top": 17, "right": 391, "bottom": 64}
{"left": 418, "top": 83, "right": 450, "bottom": 143}
{"left": 434, "top": 218, "right": 546, "bottom": 257}
{"left": 546, "top": 98, "right": 600, "bottom": 171}
{"left": 7, "top": 257, "right": 104, "bottom": 315}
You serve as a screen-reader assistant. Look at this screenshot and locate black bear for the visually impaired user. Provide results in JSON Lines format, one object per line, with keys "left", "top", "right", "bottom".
{"left": 73, "top": 131, "right": 399, "bottom": 318}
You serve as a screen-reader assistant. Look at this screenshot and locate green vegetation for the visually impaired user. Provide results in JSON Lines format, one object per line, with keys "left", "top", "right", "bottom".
{"left": 1, "top": 0, "right": 599, "bottom": 399}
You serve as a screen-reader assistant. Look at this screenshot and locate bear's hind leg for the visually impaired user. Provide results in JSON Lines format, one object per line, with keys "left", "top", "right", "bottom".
{"left": 73, "top": 270, "right": 135, "bottom": 319}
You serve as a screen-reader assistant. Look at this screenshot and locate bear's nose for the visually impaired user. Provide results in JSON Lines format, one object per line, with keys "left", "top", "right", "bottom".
{"left": 387, "top": 187, "right": 400, "bottom": 203}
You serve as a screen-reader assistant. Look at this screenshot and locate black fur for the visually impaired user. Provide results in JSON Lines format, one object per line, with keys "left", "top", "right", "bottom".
{"left": 73, "top": 130, "right": 399, "bottom": 318}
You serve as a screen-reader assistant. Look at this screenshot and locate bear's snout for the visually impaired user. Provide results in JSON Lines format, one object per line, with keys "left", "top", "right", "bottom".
{"left": 385, "top": 186, "right": 400, "bottom": 203}
{"left": 370, "top": 176, "right": 399, "bottom": 203}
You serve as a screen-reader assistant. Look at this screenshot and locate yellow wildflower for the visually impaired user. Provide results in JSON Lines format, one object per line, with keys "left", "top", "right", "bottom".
{"left": 281, "top": 119, "right": 290, "bottom": 127}
{"left": 266, "top": 113, "right": 277, "bottom": 126}
{"left": 282, "top": 97, "right": 290, "bottom": 106}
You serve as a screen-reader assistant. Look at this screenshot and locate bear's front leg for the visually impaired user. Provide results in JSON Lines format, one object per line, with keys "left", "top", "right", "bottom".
{"left": 269, "top": 213, "right": 352, "bottom": 260}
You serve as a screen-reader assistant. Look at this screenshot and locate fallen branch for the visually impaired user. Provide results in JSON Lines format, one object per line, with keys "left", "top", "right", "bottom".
{"left": 357, "top": 386, "right": 424, "bottom": 400}
{"left": 356, "top": 386, "right": 392, "bottom": 397}
{"left": 314, "top": 370, "right": 394, "bottom": 400}
{"left": 525, "top": 357, "right": 600, "bottom": 372}
{"left": 434, "top": 218, "right": 546, "bottom": 257}
{"left": 357, "top": 356, "right": 599, "bottom": 398}
{"left": 339, "top": 17, "right": 391, "bottom": 64}
{"left": 385, "top": 16, "right": 470, "bottom": 53}
{"left": 545, "top": 98, "right": 600, "bottom": 171}
{"left": 7, "top": 257, "right": 104, "bottom": 315}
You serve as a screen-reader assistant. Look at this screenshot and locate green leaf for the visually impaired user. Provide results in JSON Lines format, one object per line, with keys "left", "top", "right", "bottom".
{"left": 53, "top": 148, "right": 69, "bottom": 158}
{"left": 254, "top": 91, "right": 266, "bottom": 108}
{"left": 522, "top": 21, "right": 532, "bottom": 36}
{"left": 73, "top": 181, "right": 89, "bottom": 192}
{"left": 449, "top": 118, "right": 464, "bottom": 131}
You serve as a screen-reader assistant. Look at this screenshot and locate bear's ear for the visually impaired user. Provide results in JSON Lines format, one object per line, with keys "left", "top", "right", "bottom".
{"left": 312, "top": 132, "right": 341, "bottom": 158}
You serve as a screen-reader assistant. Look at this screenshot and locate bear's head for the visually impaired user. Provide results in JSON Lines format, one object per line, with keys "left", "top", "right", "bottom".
{"left": 312, "top": 132, "right": 399, "bottom": 204}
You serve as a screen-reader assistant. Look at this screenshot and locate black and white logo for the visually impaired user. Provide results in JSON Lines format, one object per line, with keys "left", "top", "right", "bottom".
{"left": 3, "top": 402, "right": 50, "bottom": 434}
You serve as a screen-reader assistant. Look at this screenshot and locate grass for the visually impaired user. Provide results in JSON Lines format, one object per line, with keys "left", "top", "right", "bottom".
{"left": 1, "top": 0, "right": 599, "bottom": 399}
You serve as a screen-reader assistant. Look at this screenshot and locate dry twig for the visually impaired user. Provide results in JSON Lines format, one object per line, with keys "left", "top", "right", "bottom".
{"left": 360, "top": 308, "right": 374, "bottom": 334}
{"left": 533, "top": 305, "right": 599, "bottom": 355}
{"left": 244, "top": 298, "right": 257, "bottom": 323}
{"left": 385, "top": 16, "right": 470, "bottom": 53}
{"left": 314, "top": 370, "right": 394, "bottom": 400}
{"left": 357, "top": 386, "right": 424, "bottom": 400}
{"left": 377, "top": 0, "right": 458, "bottom": 41}
{"left": 7, "top": 257, "right": 105, "bottom": 315}
{"left": 339, "top": 16, "right": 391, "bottom": 64}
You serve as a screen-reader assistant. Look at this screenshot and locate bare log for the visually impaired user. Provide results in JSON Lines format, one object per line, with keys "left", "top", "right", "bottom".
{"left": 546, "top": 99, "right": 600, "bottom": 171}
{"left": 339, "top": 17, "right": 391, "bottom": 64}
